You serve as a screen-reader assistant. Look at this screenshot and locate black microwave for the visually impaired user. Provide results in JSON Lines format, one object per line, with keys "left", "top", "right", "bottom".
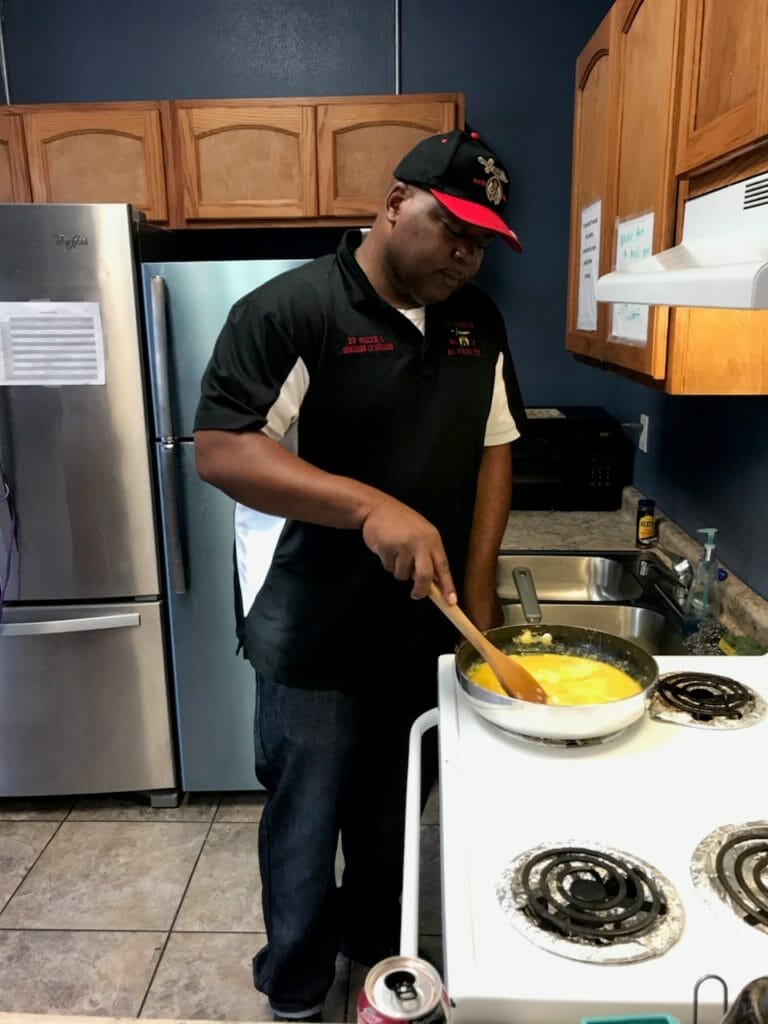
{"left": 511, "top": 406, "right": 635, "bottom": 511}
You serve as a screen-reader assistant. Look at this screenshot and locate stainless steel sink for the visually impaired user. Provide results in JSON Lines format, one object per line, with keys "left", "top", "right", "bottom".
{"left": 497, "top": 554, "right": 644, "bottom": 602}
{"left": 500, "top": 602, "right": 687, "bottom": 656}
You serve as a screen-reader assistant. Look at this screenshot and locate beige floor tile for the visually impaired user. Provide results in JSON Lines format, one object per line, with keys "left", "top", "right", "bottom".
{"left": 214, "top": 791, "right": 266, "bottom": 823}
{"left": 0, "top": 798, "right": 75, "bottom": 822}
{"left": 0, "top": 822, "right": 59, "bottom": 912}
{"left": 0, "top": 930, "right": 164, "bottom": 1016}
{"left": 141, "top": 932, "right": 349, "bottom": 1022}
{"left": 419, "top": 824, "right": 442, "bottom": 936}
{"left": 69, "top": 792, "right": 219, "bottom": 822}
{"left": 175, "top": 823, "right": 261, "bottom": 932}
{"left": 0, "top": 821, "right": 208, "bottom": 930}
{"left": 422, "top": 782, "right": 440, "bottom": 825}
{"left": 140, "top": 932, "right": 270, "bottom": 1021}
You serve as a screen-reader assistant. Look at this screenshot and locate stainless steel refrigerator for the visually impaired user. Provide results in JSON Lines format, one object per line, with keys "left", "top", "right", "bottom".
{"left": 0, "top": 203, "right": 177, "bottom": 802}
{"left": 141, "top": 256, "right": 311, "bottom": 791}
{"left": 0, "top": 202, "right": 344, "bottom": 796}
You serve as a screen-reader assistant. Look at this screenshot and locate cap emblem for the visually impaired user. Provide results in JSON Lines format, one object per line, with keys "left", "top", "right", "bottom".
{"left": 478, "top": 156, "right": 508, "bottom": 206}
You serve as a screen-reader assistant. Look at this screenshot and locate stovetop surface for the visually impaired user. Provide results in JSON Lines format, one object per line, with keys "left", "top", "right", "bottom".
{"left": 436, "top": 654, "right": 768, "bottom": 1023}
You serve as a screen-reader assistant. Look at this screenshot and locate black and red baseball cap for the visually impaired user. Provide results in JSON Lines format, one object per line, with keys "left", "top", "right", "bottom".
{"left": 393, "top": 129, "right": 522, "bottom": 252}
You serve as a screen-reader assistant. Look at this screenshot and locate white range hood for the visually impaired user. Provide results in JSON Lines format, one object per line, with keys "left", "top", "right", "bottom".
{"left": 595, "top": 170, "right": 768, "bottom": 309}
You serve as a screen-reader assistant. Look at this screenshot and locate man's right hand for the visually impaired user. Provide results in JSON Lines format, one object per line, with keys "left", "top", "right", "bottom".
{"left": 361, "top": 496, "right": 457, "bottom": 603}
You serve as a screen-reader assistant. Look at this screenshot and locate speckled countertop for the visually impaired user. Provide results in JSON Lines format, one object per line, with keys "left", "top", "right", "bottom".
{"left": 501, "top": 485, "right": 768, "bottom": 645}
{"left": 0, "top": 1017, "right": 286, "bottom": 1024}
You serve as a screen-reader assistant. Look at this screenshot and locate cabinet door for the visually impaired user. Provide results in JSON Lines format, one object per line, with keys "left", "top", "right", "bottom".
{"left": 677, "top": 0, "right": 768, "bottom": 174}
{"left": 316, "top": 97, "right": 460, "bottom": 217}
{"left": 21, "top": 104, "right": 172, "bottom": 222}
{"left": 0, "top": 111, "right": 31, "bottom": 202}
{"left": 665, "top": 148, "right": 768, "bottom": 394}
{"left": 601, "top": 0, "right": 685, "bottom": 379}
{"left": 176, "top": 102, "right": 318, "bottom": 221}
{"left": 566, "top": 10, "right": 616, "bottom": 360}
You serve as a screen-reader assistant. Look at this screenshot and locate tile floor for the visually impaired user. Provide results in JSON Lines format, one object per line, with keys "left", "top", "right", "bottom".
{"left": 0, "top": 787, "right": 442, "bottom": 1023}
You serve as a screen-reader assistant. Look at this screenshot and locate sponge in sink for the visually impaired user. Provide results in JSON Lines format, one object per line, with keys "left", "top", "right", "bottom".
{"left": 718, "top": 633, "right": 768, "bottom": 656}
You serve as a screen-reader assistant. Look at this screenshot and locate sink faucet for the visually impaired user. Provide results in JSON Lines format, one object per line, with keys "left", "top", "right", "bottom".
{"left": 637, "top": 556, "right": 693, "bottom": 608}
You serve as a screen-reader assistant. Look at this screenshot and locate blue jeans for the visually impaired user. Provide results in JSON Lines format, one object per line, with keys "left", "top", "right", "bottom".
{"left": 251, "top": 670, "right": 437, "bottom": 1017}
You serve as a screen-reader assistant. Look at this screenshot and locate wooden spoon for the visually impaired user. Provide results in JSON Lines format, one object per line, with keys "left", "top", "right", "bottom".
{"left": 428, "top": 582, "right": 548, "bottom": 704}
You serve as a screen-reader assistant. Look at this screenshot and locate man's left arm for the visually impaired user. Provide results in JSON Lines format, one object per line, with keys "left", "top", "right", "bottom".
{"left": 462, "top": 441, "right": 512, "bottom": 631}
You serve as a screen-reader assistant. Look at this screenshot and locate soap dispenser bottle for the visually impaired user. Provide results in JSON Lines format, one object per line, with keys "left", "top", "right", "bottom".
{"left": 682, "top": 528, "right": 720, "bottom": 635}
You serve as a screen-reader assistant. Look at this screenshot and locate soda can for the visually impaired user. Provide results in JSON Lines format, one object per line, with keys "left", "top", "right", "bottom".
{"left": 357, "top": 955, "right": 451, "bottom": 1023}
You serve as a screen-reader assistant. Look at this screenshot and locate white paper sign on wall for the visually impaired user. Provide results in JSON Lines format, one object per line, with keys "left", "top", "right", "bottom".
{"left": 577, "top": 199, "right": 602, "bottom": 332}
{"left": 611, "top": 212, "right": 654, "bottom": 345}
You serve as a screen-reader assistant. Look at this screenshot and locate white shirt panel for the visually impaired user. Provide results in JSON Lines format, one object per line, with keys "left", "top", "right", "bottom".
{"left": 484, "top": 353, "right": 519, "bottom": 445}
{"left": 235, "top": 358, "right": 308, "bottom": 614}
{"left": 261, "top": 356, "right": 310, "bottom": 442}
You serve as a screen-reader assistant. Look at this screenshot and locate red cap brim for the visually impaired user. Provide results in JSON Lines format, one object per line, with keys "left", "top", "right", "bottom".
{"left": 431, "top": 189, "right": 523, "bottom": 252}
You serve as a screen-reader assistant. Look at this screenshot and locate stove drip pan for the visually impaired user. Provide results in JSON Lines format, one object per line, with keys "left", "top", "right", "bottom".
{"left": 692, "top": 821, "right": 768, "bottom": 933}
{"left": 496, "top": 841, "right": 684, "bottom": 964}
{"left": 650, "top": 672, "right": 767, "bottom": 729}
{"left": 499, "top": 728, "right": 626, "bottom": 748}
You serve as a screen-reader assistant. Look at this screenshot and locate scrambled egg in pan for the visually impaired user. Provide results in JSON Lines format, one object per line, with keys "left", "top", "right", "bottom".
{"left": 467, "top": 652, "right": 642, "bottom": 705}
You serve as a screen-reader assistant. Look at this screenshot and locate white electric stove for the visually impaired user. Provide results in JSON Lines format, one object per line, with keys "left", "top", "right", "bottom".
{"left": 402, "top": 654, "right": 768, "bottom": 1024}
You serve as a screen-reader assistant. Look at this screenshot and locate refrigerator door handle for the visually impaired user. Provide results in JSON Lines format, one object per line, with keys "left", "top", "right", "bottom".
{"left": 159, "top": 441, "right": 188, "bottom": 595}
{"left": 0, "top": 612, "right": 141, "bottom": 637}
{"left": 148, "top": 275, "right": 175, "bottom": 440}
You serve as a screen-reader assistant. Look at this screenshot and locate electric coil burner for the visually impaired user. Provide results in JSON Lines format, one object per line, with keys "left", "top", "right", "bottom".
{"left": 422, "top": 654, "right": 768, "bottom": 1023}
{"left": 496, "top": 842, "right": 684, "bottom": 963}
{"left": 650, "top": 671, "right": 767, "bottom": 729}
{"left": 692, "top": 822, "right": 768, "bottom": 934}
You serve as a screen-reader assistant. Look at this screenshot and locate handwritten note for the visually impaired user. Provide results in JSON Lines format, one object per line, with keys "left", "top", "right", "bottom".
{"left": 611, "top": 212, "right": 654, "bottom": 344}
{"left": 0, "top": 301, "right": 106, "bottom": 386}
{"left": 577, "top": 200, "right": 601, "bottom": 331}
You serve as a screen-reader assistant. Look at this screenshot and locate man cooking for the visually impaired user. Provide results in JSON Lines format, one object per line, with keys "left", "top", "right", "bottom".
{"left": 193, "top": 127, "right": 525, "bottom": 1022}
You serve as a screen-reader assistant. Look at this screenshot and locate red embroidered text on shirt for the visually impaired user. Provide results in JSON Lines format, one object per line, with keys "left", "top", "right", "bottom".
{"left": 447, "top": 322, "right": 481, "bottom": 357}
{"left": 341, "top": 335, "right": 395, "bottom": 355}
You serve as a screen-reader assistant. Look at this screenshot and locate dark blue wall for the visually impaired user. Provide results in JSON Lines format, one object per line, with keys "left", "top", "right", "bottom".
{"left": 4, "top": 0, "right": 767, "bottom": 599}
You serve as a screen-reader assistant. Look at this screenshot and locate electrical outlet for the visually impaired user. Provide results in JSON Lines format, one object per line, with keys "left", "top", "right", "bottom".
{"left": 639, "top": 413, "right": 650, "bottom": 453}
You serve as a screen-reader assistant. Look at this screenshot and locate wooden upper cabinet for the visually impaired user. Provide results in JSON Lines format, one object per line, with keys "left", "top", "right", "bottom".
{"left": 316, "top": 97, "right": 461, "bottom": 216}
{"left": 677, "top": 0, "right": 768, "bottom": 173}
{"left": 601, "top": 0, "right": 685, "bottom": 380}
{"left": 665, "top": 147, "right": 768, "bottom": 394}
{"left": 175, "top": 101, "right": 318, "bottom": 220}
{"left": 0, "top": 111, "right": 31, "bottom": 202}
{"left": 566, "top": 9, "right": 616, "bottom": 361}
{"left": 19, "top": 103, "right": 173, "bottom": 222}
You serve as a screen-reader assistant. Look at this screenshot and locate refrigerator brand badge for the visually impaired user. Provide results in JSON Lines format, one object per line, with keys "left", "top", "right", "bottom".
{"left": 55, "top": 233, "right": 89, "bottom": 251}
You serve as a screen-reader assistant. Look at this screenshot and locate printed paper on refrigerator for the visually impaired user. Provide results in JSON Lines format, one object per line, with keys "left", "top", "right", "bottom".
{"left": 0, "top": 301, "right": 106, "bottom": 385}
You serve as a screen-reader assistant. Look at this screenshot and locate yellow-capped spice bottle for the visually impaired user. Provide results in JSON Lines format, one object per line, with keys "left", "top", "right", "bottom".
{"left": 635, "top": 499, "right": 656, "bottom": 547}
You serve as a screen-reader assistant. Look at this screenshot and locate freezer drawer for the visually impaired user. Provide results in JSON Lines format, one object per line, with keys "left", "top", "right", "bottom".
{"left": 0, "top": 601, "right": 176, "bottom": 797}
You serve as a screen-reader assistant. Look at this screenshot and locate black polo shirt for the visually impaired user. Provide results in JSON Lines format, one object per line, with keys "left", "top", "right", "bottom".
{"left": 195, "top": 231, "right": 525, "bottom": 691}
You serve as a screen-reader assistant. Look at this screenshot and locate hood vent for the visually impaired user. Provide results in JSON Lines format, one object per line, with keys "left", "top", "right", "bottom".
{"left": 744, "top": 176, "right": 768, "bottom": 210}
{"left": 595, "top": 171, "right": 768, "bottom": 310}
